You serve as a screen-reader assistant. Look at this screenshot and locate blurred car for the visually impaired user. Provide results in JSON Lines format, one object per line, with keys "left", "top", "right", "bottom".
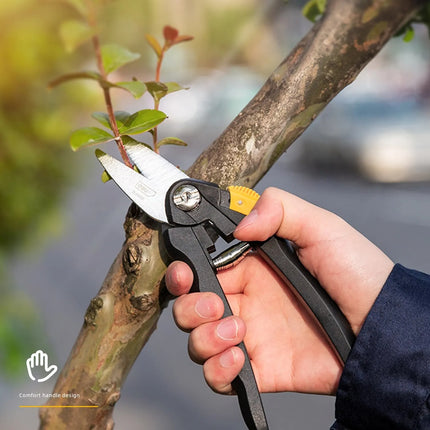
{"left": 297, "top": 93, "right": 430, "bottom": 182}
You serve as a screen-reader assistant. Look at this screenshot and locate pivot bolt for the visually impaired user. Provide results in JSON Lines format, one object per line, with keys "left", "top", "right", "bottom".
{"left": 173, "top": 185, "right": 201, "bottom": 211}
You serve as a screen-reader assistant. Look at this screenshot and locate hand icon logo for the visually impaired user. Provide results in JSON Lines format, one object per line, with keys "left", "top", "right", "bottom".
{"left": 26, "top": 350, "right": 58, "bottom": 383}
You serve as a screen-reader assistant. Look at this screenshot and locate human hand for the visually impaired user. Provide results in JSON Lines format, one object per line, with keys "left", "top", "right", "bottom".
{"left": 165, "top": 188, "right": 393, "bottom": 396}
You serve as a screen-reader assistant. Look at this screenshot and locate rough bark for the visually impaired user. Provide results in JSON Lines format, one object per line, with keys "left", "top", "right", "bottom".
{"left": 39, "top": 0, "right": 425, "bottom": 428}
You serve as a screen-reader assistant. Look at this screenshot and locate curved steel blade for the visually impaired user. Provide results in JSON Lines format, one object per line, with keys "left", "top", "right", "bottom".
{"left": 124, "top": 142, "right": 188, "bottom": 185}
{"left": 95, "top": 148, "right": 187, "bottom": 223}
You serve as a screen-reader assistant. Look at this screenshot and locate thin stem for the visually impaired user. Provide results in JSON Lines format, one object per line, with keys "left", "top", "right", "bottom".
{"left": 88, "top": 6, "right": 132, "bottom": 167}
{"left": 152, "top": 48, "right": 165, "bottom": 153}
{"left": 155, "top": 50, "right": 164, "bottom": 82}
{"left": 152, "top": 100, "right": 160, "bottom": 153}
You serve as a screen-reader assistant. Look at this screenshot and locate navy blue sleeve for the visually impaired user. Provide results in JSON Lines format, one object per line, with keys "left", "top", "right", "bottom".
{"left": 332, "top": 264, "right": 430, "bottom": 430}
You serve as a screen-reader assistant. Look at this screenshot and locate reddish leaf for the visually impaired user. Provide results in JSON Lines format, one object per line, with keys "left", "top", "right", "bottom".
{"left": 162, "top": 25, "right": 194, "bottom": 49}
{"left": 173, "top": 35, "right": 194, "bottom": 44}
{"left": 163, "top": 25, "right": 179, "bottom": 46}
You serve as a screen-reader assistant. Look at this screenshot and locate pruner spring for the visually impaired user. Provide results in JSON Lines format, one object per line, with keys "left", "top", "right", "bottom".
{"left": 213, "top": 242, "right": 252, "bottom": 271}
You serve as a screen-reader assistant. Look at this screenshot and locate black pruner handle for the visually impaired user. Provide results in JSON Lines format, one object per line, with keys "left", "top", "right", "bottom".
{"left": 164, "top": 225, "right": 269, "bottom": 430}
{"left": 256, "top": 237, "right": 355, "bottom": 364}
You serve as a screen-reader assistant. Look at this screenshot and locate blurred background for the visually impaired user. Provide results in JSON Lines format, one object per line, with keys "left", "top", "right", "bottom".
{"left": 1, "top": 0, "right": 430, "bottom": 428}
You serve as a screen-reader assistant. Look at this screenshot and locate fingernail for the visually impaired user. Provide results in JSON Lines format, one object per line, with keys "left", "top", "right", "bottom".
{"left": 195, "top": 296, "right": 216, "bottom": 319}
{"left": 216, "top": 318, "right": 239, "bottom": 341}
{"left": 235, "top": 208, "right": 259, "bottom": 233}
{"left": 219, "top": 349, "right": 237, "bottom": 368}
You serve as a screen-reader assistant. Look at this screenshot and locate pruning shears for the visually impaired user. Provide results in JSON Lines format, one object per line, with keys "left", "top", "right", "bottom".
{"left": 96, "top": 143, "right": 355, "bottom": 430}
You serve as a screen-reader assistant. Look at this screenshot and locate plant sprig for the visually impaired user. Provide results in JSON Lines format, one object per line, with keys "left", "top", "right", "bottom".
{"left": 145, "top": 25, "right": 193, "bottom": 153}
{"left": 50, "top": 0, "right": 193, "bottom": 171}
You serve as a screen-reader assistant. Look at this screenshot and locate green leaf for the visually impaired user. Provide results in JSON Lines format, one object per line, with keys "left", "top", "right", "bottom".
{"left": 302, "top": 0, "right": 326, "bottom": 22}
{"left": 316, "top": 0, "right": 326, "bottom": 11}
{"left": 145, "top": 81, "right": 187, "bottom": 103}
{"left": 118, "top": 109, "right": 167, "bottom": 135}
{"left": 403, "top": 25, "right": 415, "bottom": 42}
{"left": 70, "top": 127, "right": 114, "bottom": 151}
{"left": 165, "top": 82, "right": 188, "bottom": 95}
{"left": 92, "top": 111, "right": 130, "bottom": 130}
{"left": 101, "top": 170, "right": 112, "bottom": 183}
{"left": 157, "top": 137, "right": 187, "bottom": 147}
{"left": 145, "top": 34, "right": 163, "bottom": 57}
{"left": 60, "top": 19, "right": 94, "bottom": 53}
{"left": 145, "top": 81, "right": 169, "bottom": 103}
{"left": 113, "top": 81, "right": 147, "bottom": 98}
{"left": 91, "top": 112, "right": 111, "bottom": 129}
{"left": 101, "top": 44, "right": 140, "bottom": 75}
{"left": 113, "top": 111, "right": 131, "bottom": 129}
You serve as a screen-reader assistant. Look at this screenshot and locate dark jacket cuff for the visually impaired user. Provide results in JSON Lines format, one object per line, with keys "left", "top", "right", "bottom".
{"left": 334, "top": 264, "right": 430, "bottom": 429}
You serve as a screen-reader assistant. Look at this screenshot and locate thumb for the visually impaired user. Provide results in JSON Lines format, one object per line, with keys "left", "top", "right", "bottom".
{"left": 234, "top": 187, "right": 338, "bottom": 247}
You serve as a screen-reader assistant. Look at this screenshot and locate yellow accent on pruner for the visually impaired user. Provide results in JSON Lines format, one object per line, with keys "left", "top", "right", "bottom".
{"left": 227, "top": 186, "right": 260, "bottom": 215}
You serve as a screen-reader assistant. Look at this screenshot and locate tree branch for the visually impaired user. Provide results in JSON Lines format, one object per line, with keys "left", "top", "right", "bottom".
{"left": 188, "top": 0, "right": 425, "bottom": 187}
{"left": 39, "top": 0, "right": 425, "bottom": 428}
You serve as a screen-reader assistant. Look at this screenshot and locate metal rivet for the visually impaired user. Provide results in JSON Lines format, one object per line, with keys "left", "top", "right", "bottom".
{"left": 173, "top": 185, "right": 201, "bottom": 211}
